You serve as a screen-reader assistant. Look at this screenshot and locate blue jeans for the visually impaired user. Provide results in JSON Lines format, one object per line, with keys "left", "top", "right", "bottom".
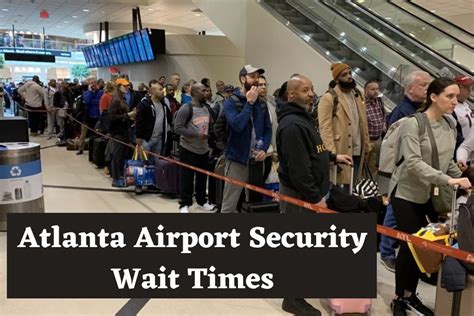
{"left": 143, "top": 137, "right": 162, "bottom": 165}
{"left": 380, "top": 203, "right": 397, "bottom": 260}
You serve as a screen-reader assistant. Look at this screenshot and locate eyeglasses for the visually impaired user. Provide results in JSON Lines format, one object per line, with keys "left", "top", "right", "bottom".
{"left": 258, "top": 83, "right": 268, "bottom": 87}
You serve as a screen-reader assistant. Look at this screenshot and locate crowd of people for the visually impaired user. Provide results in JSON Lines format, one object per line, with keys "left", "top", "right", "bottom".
{"left": 3, "top": 63, "right": 474, "bottom": 316}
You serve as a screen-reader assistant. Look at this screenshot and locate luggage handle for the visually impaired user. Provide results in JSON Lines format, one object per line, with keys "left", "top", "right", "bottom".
{"left": 133, "top": 145, "right": 148, "bottom": 162}
{"left": 332, "top": 163, "right": 354, "bottom": 194}
{"left": 449, "top": 185, "right": 458, "bottom": 244}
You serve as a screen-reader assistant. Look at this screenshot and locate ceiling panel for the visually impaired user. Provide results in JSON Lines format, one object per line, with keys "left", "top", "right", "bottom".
{"left": 0, "top": 0, "right": 223, "bottom": 38}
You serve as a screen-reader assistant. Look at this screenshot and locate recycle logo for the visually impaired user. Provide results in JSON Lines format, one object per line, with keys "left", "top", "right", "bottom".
{"left": 10, "top": 166, "right": 22, "bottom": 177}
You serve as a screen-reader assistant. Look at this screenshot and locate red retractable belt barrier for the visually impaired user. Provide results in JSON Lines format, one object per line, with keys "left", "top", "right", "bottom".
{"left": 17, "top": 106, "right": 474, "bottom": 265}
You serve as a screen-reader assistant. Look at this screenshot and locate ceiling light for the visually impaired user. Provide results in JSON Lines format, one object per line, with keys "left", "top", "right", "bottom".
{"left": 82, "top": 9, "right": 89, "bottom": 12}
{"left": 385, "top": 17, "right": 391, "bottom": 20}
{"left": 72, "top": 15, "right": 78, "bottom": 18}
{"left": 148, "top": 8, "right": 153, "bottom": 11}
{"left": 1, "top": 8, "right": 8, "bottom": 11}
{"left": 340, "top": 32, "right": 345, "bottom": 36}
{"left": 194, "top": 13, "right": 201, "bottom": 16}
{"left": 430, "top": 10, "right": 436, "bottom": 13}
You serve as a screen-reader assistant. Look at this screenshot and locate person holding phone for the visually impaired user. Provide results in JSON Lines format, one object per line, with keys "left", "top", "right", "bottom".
{"left": 220, "top": 65, "right": 272, "bottom": 213}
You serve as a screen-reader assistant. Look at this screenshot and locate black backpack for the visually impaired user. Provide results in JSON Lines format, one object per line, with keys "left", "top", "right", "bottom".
{"left": 458, "top": 194, "right": 474, "bottom": 273}
{"left": 214, "top": 95, "right": 243, "bottom": 150}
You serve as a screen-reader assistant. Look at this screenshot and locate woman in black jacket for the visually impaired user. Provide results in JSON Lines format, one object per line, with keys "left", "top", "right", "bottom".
{"left": 108, "top": 78, "right": 136, "bottom": 187}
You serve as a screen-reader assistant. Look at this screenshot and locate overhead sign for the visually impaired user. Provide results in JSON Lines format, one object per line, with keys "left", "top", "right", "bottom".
{"left": 0, "top": 47, "right": 71, "bottom": 58}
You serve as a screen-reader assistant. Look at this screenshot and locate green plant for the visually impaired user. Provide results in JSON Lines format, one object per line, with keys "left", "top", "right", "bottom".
{"left": 71, "top": 64, "right": 90, "bottom": 80}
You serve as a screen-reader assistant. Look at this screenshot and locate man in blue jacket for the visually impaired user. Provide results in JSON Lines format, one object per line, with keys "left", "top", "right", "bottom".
{"left": 220, "top": 65, "right": 272, "bottom": 213}
{"left": 77, "top": 79, "right": 103, "bottom": 155}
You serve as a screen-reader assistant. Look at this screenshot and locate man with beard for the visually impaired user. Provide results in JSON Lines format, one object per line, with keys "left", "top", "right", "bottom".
{"left": 174, "top": 83, "right": 216, "bottom": 213}
{"left": 220, "top": 65, "right": 272, "bottom": 213}
{"left": 278, "top": 74, "right": 352, "bottom": 316}
{"left": 318, "top": 63, "right": 370, "bottom": 189}
{"left": 136, "top": 84, "right": 172, "bottom": 165}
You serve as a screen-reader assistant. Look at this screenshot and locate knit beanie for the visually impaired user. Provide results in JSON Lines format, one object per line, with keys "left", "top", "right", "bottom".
{"left": 331, "top": 63, "right": 351, "bottom": 80}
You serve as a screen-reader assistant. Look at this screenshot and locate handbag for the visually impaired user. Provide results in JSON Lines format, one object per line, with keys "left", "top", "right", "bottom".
{"left": 125, "top": 145, "right": 155, "bottom": 187}
{"left": 408, "top": 224, "right": 450, "bottom": 274}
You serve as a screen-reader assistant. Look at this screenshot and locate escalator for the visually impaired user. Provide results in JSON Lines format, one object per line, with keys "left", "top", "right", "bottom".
{"left": 388, "top": 0, "right": 474, "bottom": 47}
{"left": 258, "top": 0, "right": 473, "bottom": 108}
{"left": 258, "top": 0, "right": 422, "bottom": 107}
{"left": 349, "top": 0, "right": 473, "bottom": 75}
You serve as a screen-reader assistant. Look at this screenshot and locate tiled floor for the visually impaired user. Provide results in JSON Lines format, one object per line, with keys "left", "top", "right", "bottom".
{"left": 0, "top": 136, "right": 437, "bottom": 315}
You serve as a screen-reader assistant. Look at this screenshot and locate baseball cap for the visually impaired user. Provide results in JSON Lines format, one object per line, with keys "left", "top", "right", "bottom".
{"left": 454, "top": 75, "right": 474, "bottom": 87}
{"left": 224, "top": 84, "right": 235, "bottom": 92}
{"left": 116, "top": 78, "right": 130, "bottom": 86}
{"left": 239, "top": 64, "right": 265, "bottom": 77}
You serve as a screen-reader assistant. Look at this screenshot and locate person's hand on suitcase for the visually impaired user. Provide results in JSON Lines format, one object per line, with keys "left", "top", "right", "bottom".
{"left": 314, "top": 198, "right": 327, "bottom": 209}
{"left": 335, "top": 154, "right": 353, "bottom": 166}
{"left": 448, "top": 177, "right": 471, "bottom": 190}
{"left": 254, "top": 150, "right": 266, "bottom": 161}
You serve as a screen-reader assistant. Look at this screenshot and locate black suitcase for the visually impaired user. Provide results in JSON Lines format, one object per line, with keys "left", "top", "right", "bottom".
{"left": 92, "top": 137, "right": 107, "bottom": 168}
{"left": 241, "top": 201, "right": 280, "bottom": 213}
{"left": 88, "top": 136, "right": 96, "bottom": 162}
{"left": 247, "top": 158, "right": 265, "bottom": 202}
{"left": 0, "top": 117, "right": 29, "bottom": 142}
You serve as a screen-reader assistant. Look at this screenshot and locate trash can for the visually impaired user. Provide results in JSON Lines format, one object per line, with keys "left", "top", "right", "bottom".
{"left": 0, "top": 142, "right": 44, "bottom": 231}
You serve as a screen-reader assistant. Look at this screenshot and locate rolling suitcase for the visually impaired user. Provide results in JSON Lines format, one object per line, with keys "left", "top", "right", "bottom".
{"left": 209, "top": 154, "right": 226, "bottom": 210}
{"left": 88, "top": 135, "right": 96, "bottom": 162}
{"left": 327, "top": 163, "right": 372, "bottom": 315}
{"left": 92, "top": 137, "right": 107, "bottom": 168}
{"left": 435, "top": 186, "right": 474, "bottom": 316}
{"left": 155, "top": 158, "right": 180, "bottom": 196}
{"left": 241, "top": 200, "right": 280, "bottom": 213}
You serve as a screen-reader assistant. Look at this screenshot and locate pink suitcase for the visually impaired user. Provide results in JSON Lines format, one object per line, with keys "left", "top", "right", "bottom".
{"left": 327, "top": 298, "right": 371, "bottom": 315}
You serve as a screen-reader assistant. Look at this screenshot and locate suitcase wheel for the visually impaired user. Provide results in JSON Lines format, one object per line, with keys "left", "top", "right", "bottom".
{"left": 135, "top": 186, "right": 143, "bottom": 195}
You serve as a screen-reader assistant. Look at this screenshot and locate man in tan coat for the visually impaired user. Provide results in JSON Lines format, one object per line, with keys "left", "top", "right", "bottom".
{"left": 318, "top": 63, "right": 370, "bottom": 186}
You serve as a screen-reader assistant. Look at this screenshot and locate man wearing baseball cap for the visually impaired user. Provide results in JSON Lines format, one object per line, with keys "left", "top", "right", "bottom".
{"left": 220, "top": 64, "right": 272, "bottom": 213}
{"left": 318, "top": 63, "right": 370, "bottom": 189}
{"left": 453, "top": 75, "right": 474, "bottom": 139}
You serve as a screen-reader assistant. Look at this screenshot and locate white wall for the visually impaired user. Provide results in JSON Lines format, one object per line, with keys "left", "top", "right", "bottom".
{"left": 97, "top": 34, "right": 244, "bottom": 87}
{"left": 193, "top": 0, "right": 247, "bottom": 56}
{"left": 245, "top": 0, "right": 332, "bottom": 95}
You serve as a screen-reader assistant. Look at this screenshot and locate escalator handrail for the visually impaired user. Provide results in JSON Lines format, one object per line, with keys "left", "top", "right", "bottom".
{"left": 257, "top": 0, "right": 398, "bottom": 111}
{"left": 319, "top": 0, "right": 441, "bottom": 79}
{"left": 389, "top": 0, "right": 474, "bottom": 43}
{"left": 350, "top": 0, "right": 473, "bottom": 76}
{"left": 287, "top": 0, "right": 422, "bottom": 82}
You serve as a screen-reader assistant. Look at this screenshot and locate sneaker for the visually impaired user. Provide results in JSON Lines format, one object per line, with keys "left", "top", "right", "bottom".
{"left": 76, "top": 150, "right": 83, "bottom": 155}
{"left": 404, "top": 293, "right": 434, "bottom": 316}
{"left": 391, "top": 298, "right": 408, "bottom": 316}
{"left": 282, "top": 298, "right": 321, "bottom": 316}
{"left": 195, "top": 202, "right": 216, "bottom": 212}
{"left": 104, "top": 166, "right": 110, "bottom": 176}
{"left": 380, "top": 258, "right": 396, "bottom": 273}
{"left": 112, "top": 179, "right": 125, "bottom": 187}
{"left": 179, "top": 206, "right": 189, "bottom": 213}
